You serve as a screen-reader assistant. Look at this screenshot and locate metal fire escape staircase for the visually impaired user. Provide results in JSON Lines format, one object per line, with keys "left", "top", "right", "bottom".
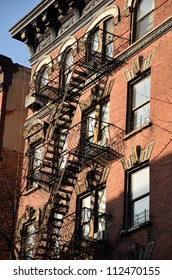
{"left": 27, "top": 29, "right": 128, "bottom": 259}
{"left": 32, "top": 52, "right": 112, "bottom": 260}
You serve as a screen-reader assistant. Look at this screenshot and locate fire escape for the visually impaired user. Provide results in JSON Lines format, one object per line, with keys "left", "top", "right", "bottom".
{"left": 26, "top": 28, "right": 128, "bottom": 259}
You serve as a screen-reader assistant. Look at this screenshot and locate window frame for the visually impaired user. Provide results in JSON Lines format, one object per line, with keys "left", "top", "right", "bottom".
{"left": 83, "top": 97, "right": 110, "bottom": 143}
{"left": 125, "top": 163, "right": 150, "bottom": 230}
{"left": 21, "top": 221, "right": 36, "bottom": 260}
{"left": 126, "top": 72, "right": 151, "bottom": 133}
{"left": 27, "top": 142, "right": 43, "bottom": 190}
{"left": 60, "top": 47, "right": 74, "bottom": 89}
{"left": 86, "top": 16, "right": 114, "bottom": 65}
{"left": 76, "top": 184, "right": 106, "bottom": 239}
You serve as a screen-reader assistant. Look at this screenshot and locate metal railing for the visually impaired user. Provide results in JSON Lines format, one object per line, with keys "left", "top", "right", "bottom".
{"left": 60, "top": 207, "right": 109, "bottom": 245}
{"left": 132, "top": 209, "right": 150, "bottom": 227}
{"left": 30, "top": 27, "right": 129, "bottom": 97}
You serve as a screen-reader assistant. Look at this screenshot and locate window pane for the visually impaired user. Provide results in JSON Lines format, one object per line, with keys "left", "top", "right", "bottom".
{"left": 131, "top": 196, "right": 149, "bottom": 226}
{"left": 101, "top": 101, "right": 110, "bottom": 123}
{"left": 25, "top": 224, "right": 35, "bottom": 259}
{"left": 91, "top": 31, "right": 99, "bottom": 52}
{"left": 131, "top": 166, "right": 149, "bottom": 200}
{"left": 133, "top": 75, "right": 150, "bottom": 108}
{"left": 136, "top": 13, "right": 154, "bottom": 39}
{"left": 81, "top": 195, "right": 91, "bottom": 223}
{"left": 133, "top": 103, "right": 150, "bottom": 129}
{"left": 65, "top": 50, "right": 73, "bottom": 70}
{"left": 137, "top": 0, "right": 154, "bottom": 21}
{"left": 104, "top": 19, "right": 114, "bottom": 57}
{"left": 86, "top": 110, "right": 96, "bottom": 140}
{"left": 64, "top": 50, "right": 73, "bottom": 84}
{"left": 101, "top": 101, "right": 110, "bottom": 140}
{"left": 98, "top": 188, "right": 106, "bottom": 213}
{"left": 33, "top": 146, "right": 42, "bottom": 169}
{"left": 39, "top": 69, "right": 48, "bottom": 88}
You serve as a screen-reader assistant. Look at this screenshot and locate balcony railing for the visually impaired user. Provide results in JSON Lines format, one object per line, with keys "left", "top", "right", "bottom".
{"left": 30, "top": 28, "right": 129, "bottom": 99}
{"left": 67, "top": 117, "right": 124, "bottom": 167}
{"left": 60, "top": 207, "right": 110, "bottom": 246}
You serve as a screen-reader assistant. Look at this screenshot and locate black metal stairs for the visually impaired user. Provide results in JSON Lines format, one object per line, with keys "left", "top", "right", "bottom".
{"left": 27, "top": 30, "right": 126, "bottom": 259}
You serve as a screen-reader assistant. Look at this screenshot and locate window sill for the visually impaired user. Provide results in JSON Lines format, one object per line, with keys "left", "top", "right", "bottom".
{"left": 123, "top": 122, "right": 152, "bottom": 140}
{"left": 120, "top": 221, "right": 151, "bottom": 236}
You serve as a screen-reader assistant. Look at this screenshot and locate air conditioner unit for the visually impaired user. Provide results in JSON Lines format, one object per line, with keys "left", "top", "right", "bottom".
{"left": 25, "top": 94, "right": 44, "bottom": 110}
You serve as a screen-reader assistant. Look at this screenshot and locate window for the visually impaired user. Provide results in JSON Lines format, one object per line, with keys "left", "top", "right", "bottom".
{"left": 78, "top": 186, "right": 106, "bottom": 240}
{"left": 127, "top": 165, "right": 150, "bottom": 229}
{"left": 21, "top": 223, "right": 35, "bottom": 259}
{"left": 28, "top": 144, "right": 42, "bottom": 189}
{"left": 85, "top": 99, "right": 110, "bottom": 143}
{"left": 61, "top": 48, "right": 74, "bottom": 88}
{"left": 38, "top": 68, "right": 49, "bottom": 89}
{"left": 86, "top": 17, "right": 114, "bottom": 65}
{"left": 127, "top": 74, "right": 150, "bottom": 132}
{"left": 133, "top": 0, "right": 154, "bottom": 41}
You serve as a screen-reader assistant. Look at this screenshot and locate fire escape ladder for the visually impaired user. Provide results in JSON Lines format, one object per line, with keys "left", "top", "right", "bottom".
{"left": 35, "top": 153, "right": 83, "bottom": 259}
{"left": 35, "top": 65, "right": 91, "bottom": 259}
{"left": 33, "top": 30, "right": 128, "bottom": 259}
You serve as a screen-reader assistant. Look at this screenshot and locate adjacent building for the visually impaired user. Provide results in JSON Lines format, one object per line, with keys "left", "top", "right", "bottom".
{"left": 10, "top": 0, "right": 172, "bottom": 260}
{"left": 0, "top": 55, "right": 30, "bottom": 259}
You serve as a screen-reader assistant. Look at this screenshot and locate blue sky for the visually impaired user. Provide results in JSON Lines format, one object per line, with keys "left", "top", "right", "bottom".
{"left": 0, "top": 0, "right": 42, "bottom": 68}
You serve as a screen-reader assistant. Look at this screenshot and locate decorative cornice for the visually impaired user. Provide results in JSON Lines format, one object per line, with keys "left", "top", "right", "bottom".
{"left": 79, "top": 78, "right": 115, "bottom": 111}
{"left": 123, "top": 51, "right": 156, "bottom": 82}
{"left": 10, "top": 0, "right": 114, "bottom": 64}
{"left": 119, "top": 141, "right": 155, "bottom": 171}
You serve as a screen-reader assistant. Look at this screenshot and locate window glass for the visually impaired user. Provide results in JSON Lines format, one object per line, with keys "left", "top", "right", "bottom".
{"left": 39, "top": 69, "right": 48, "bottom": 88}
{"left": 98, "top": 188, "right": 106, "bottom": 213}
{"left": 79, "top": 187, "right": 106, "bottom": 239}
{"left": 133, "top": 103, "right": 150, "bottom": 129}
{"left": 104, "top": 18, "right": 114, "bottom": 57}
{"left": 137, "top": 0, "right": 154, "bottom": 21}
{"left": 133, "top": 75, "right": 150, "bottom": 108}
{"left": 91, "top": 30, "right": 99, "bottom": 52}
{"left": 129, "top": 74, "right": 150, "bottom": 131}
{"left": 136, "top": 13, "right": 154, "bottom": 38}
{"left": 62, "top": 48, "right": 74, "bottom": 86}
{"left": 131, "top": 166, "right": 149, "bottom": 199}
{"left": 86, "top": 110, "right": 96, "bottom": 141}
{"left": 129, "top": 166, "right": 150, "bottom": 227}
{"left": 81, "top": 195, "right": 91, "bottom": 236}
{"left": 32, "top": 145, "right": 42, "bottom": 187}
{"left": 25, "top": 224, "right": 35, "bottom": 259}
{"left": 131, "top": 196, "right": 149, "bottom": 226}
{"left": 135, "top": 0, "right": 154, "bottom": 40}
{"left": 100, "top": 101, "right": 110, "bottom": 140}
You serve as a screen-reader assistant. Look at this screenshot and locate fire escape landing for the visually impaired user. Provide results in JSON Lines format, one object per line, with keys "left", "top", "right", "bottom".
{"left": 25, "top": 28, "right": 128, "bottom": 260}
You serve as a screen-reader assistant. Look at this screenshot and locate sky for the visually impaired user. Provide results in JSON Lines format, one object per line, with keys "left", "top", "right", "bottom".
{"left": 0, "top": 0, "right": 42, "bottom": 68}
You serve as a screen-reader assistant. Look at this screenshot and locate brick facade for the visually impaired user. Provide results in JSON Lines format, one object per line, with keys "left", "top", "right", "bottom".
{"left": 10, "top": 0, "right": 172, "bottom": 259}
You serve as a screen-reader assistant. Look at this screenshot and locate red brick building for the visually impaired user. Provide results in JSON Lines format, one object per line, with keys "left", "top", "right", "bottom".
{"left": 0, "top": 55, "right": 30, "bottom": 259}
{"left": 10, "top": 0, "right": 172, "bottom": 259}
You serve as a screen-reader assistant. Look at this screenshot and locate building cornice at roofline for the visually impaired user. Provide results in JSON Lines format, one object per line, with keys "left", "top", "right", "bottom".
{"left": 9, "top": 0, "right": 114, "bottom": 62}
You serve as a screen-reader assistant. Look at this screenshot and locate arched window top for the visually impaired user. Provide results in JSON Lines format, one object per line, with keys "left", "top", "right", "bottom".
{"left": 31, "top": 55, "right": 52, "bottom": 89}
{"left": 83, "top": 5, "right": 119, "bottom": 38}
{"left": 57, "top": 36, "right": 77, "bottom": 63}
{"left": 33, "top": 55, "right": 52, "bottom": 75}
